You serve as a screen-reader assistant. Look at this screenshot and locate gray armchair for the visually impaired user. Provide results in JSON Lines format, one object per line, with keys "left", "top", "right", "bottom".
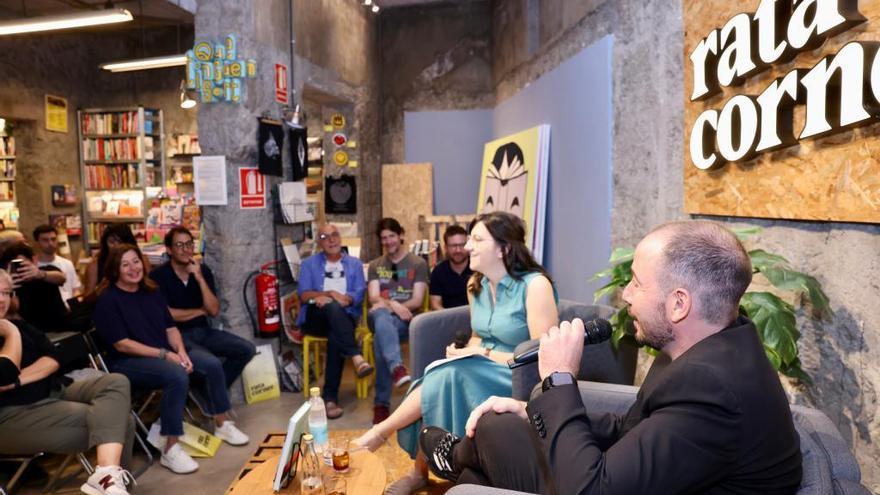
{"left": 407, "top": 300, "right": 638, "bottom": 400}
{"left": 448, "top": 381, "right": 871, "bottom": 495}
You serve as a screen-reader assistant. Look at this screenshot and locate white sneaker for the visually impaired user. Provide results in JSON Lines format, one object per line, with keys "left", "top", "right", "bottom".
{"left": 160, "top": 443, "right": 199, "bottom": 474}
{"left": 80, "top": 465, "right": 135, "bottom": 495}
{"left": 214, "top": 420, "right": 249, "bottom": 446}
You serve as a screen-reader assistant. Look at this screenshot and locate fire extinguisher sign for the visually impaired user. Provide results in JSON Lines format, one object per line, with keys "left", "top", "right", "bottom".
{"left": 239, "top": 166, "right": 266, "bottom": 209}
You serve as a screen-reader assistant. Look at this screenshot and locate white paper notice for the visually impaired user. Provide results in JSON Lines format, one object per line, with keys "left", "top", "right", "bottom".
{"left": 194, "top": 155, "right": 228, "bottom": 205}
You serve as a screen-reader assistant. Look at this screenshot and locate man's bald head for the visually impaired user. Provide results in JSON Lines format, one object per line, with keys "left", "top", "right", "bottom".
{"left": 646, "top": 221, "right": 752, "bottom": 325}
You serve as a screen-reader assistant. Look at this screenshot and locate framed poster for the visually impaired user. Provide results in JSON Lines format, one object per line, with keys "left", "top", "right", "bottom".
{"left": 193, "top": 155, "right": 229, "bottom": 205}
{"left": 477, "top": 125, "right": 550, "bottom": 262}
{"left": 45, "top": 94, "right": 68, "bottom": 133}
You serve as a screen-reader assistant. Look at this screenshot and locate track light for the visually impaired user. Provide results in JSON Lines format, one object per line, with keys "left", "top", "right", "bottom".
{"left": 363, "top": 0, "right": 372, "bottom": 4}
{"left": 372, "top": 5, "right": 380, "bottom": 13}
{"left": 100, "top": 54, "right": 187, "bottom": 72}
{"left": 179, "top": 80, "right": 197, "bottom": 109}
{"left": 0, "top": 8, "right": 133, "bottom": 36}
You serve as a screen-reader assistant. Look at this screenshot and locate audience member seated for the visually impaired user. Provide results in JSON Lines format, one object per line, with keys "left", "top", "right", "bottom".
{"left": 355, "top": 212, "right": 559, "bottom": 495}
{"left": 366, "top": 217, "right": 428, "bottom": 425}
{"left": 149, "top": 226, "right": 255, "bottom": 414}
{"left": 0, "top": 269, "right": 136, "bottom": 495}
{"left": 0, "top": 242, "right": 69, "bottom": 333}
{"left": 297, "top": 224, "right": 372, "bottom": 419}
{"left": 429, "top": 224, "right": 473, "bottom": 310}
{"left": 33, "top": 224, "right": 82, "bottom": 302}
{"left": 0, "top": 229, "right": 24, "bottom": 259}
{"left": 84, "top": 224, "right": 139, "bottom": 295}
{"left": 419, "top": 221, "right": 803, "bottom": 494}
{"left": 93, "top": 244, "right": 249, "bottom": 476}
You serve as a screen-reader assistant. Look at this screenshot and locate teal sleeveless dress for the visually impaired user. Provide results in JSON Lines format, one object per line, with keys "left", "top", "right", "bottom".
{"left": 397, "top": 271, "right": 557, "bottom": 458}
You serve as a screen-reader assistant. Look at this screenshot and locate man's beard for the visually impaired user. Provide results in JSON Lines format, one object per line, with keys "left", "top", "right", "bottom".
{"left": 634, "top": 302, "right": 676, "bottom": 350}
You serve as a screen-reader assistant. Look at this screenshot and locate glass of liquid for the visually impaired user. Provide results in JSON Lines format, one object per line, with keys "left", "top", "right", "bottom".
{"left": 326, "top": 476, "right": 346, "bottom": 495}
{"left": 331, "top": 439, "right": 350, "bottom": 474}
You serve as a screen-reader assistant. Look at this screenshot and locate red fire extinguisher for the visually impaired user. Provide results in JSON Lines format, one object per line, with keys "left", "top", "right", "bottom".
{"left": 255, "top": 261, "right": 281, "bottom": 338}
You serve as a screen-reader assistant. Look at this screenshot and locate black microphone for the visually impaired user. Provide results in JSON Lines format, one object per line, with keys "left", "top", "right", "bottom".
{"left": 507, "top": 318, "right": 613, "bottom": 369}
{"left": 453, "top": 328, "right": 472, "bottom": 349}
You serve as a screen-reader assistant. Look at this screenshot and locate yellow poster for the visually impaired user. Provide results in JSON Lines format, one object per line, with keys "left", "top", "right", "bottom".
{"left": 45, "top": 94, "right": 68, "bottom": 133}
{"left": 477, "top": 125, "right": 550, "bottom": 262}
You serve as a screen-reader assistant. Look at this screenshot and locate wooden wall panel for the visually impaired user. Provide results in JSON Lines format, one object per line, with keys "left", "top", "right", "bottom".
{"left": 381, "top": 163, "right": 434, "bottom": 244}
{"left": 684, "top": 0, "right": 880, "bottom": 223}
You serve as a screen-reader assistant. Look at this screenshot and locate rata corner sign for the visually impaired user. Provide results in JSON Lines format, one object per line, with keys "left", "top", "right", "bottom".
{"left": 687, "top": 0, "right": 876, "bottom": 170}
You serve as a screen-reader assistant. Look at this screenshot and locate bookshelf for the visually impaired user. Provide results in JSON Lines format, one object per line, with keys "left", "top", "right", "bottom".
{"left": 77, "top": 107, "right": 165, "bottom": 250}
{"left": 0, "top": 131, "right": 17, "bottom": 228}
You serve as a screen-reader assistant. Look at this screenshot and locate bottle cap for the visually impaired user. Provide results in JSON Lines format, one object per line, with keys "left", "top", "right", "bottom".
{"left": 303, "top": 433, "right": 314, "bottom": 442}
{"left": 310, "top": 387, "right": 320, "bottom": 397}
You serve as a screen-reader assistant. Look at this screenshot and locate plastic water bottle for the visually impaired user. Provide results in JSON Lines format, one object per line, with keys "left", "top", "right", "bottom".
{"left": 300, "top": 434, "right": 324, "bottom": 495}
{"left": 308, "top": 387, "right": 330, "bottom": 463}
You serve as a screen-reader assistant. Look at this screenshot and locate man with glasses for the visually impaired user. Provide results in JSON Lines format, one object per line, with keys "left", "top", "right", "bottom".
{"left": 429, "top": 225, "right": 472, "bottom": 310}
{"left": 149, "top": 226, "right": 255, "bottom": 444}
{"left": 367, "top": 218, "right": 428, "bottom": 424}
{"left": 297, "top": 224, "right": 372, "bottom": 419}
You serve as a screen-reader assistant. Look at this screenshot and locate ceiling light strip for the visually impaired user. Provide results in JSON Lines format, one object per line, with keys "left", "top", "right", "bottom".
{"left": 0, "top": 8, "right": 133, "bottom": 36}
{"left": 101, "top": 54, "right": 188, "bottom": 72}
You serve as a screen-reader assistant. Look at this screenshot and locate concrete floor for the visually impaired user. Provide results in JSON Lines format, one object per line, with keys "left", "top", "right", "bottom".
{"left": 14, "top": 364, "right": 411, "bottom": 494}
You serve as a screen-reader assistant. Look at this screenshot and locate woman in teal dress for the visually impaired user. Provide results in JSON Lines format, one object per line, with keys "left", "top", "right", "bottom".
{"left": 354, "top": 211, "right": 559, "bottom": 494}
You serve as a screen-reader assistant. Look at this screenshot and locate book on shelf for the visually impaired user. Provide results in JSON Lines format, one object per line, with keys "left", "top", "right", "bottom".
{"left": 87, "top": 221, "right": 146, "bottom": 244}
{"left": 0, "top": 182, "right": 13, "bottom": 201}
{"left": 80, "top": 111, "right": 140, "bottom": 135}
{"left": 0, "top": 159, "right": 14, "bottom": 178}
{"left": 81, "top": 137, "right": 142, "bottom": 161}
{"left": 0, "top": 136, "right": 14, "bottom": 156}
{"left": 85, "top": 164, "right": 139, "bottom": 189}
{"left": 49, "top": 213, "right": 83, "bottom": 236}
{"left": 51, "top": 184, "right": 78, "bottom": 206}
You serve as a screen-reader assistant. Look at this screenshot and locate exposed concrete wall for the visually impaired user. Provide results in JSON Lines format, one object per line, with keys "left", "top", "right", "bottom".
{"left": 0, "top": 28, "right": 196, "bottom": 259}
{"left": 490, "top": 0, "right": 880, "bottom": 489}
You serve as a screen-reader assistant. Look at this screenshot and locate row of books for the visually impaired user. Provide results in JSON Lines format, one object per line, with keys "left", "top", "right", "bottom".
{"left": 0, "top": 159, "right": 14, "bottom": 178}
{"left": 80, "top": 111, "right": 155, "bottom": 135}
{"left": 82, "top": 137, "right": 154, "bottom": 161}
{"left": 0, "top": 205, "right": 19, "bottom": 228}
{"left": 0, "top": 136, "right": 14, "bottom": 156}
{"left": 85, "top": 164, "right": 139, "bottom": 189}
{"left": 87, "top": 222, "right": 146, "bottom": 245}
{"left": 0, "top": 182, "right": 14, "bottom": 201}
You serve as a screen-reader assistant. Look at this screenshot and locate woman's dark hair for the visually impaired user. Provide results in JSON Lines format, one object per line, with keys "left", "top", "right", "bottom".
{"left": 96, "top": 243, "right": 156, "bottom": 295}
{"left": 0, "top": 241, "right": 34, "bottom": 269}
{"left": 97, "top": 224, "right": 138, "bottom": 281}
{"left": 467, "top": 211, "right": 551, "bottom": 296}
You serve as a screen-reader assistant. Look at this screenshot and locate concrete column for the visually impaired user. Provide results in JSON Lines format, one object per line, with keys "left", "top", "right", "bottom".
{"left": 195, "top": 0, "right": 291, "bottom": 400}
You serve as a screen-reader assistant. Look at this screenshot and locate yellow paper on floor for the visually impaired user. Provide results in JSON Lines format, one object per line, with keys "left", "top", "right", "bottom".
{"left": 179, "top": 421, "right": 222, "bottom": 458}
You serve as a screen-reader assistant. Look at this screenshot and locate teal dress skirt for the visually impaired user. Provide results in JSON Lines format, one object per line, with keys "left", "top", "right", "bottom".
{"left": 397, "top": 272, "right": 557, "bottom": 458}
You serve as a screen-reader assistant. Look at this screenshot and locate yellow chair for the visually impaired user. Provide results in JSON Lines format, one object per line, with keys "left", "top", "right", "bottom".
{"left": 302, "top": 301, "right": 375, "bottom": 399}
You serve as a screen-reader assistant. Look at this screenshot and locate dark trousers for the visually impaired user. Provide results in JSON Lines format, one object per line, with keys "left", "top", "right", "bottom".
{"left": 180, "top": 327, "right": 256, "bottom": 388}
{"left": 453, "top": 412, "right": 552, "bottom": 493}
{"left": 302, "top": 301, "right": 360, "bottom": 403}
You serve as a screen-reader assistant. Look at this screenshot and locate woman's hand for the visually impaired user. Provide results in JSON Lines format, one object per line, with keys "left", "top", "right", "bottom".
{"left": 445, "top": 344, "right": 484, "bottom": 359}
{"left": 166, "top": 351, "right": 193, "bottom": 374}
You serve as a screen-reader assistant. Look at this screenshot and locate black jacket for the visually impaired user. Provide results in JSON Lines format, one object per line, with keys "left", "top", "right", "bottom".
{"left": 526, "top": 317, "right": 802, "bottom": 494}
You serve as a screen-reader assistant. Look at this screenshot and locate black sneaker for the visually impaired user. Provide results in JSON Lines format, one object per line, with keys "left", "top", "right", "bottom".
{"left": 418, "top": 426, "right": 462, "bottom": 482}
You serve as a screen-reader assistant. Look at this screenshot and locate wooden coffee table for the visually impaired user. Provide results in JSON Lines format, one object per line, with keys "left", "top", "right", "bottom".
{"left": 228, "top": 448, "right": 386, "bottom": 494}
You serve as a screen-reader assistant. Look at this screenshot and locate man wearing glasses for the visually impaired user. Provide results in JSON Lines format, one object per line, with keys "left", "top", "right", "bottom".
{"left": 297, "top": 224, "right": 372, "bottom": 419}
{"left": 149, "top": 226, "right": 255, "bottom": 441}
{"left": 367, "top": 218, "right": 428, "bottom": 424}
{"left": 429, "top": 225, "right": 472, "bottom": 310}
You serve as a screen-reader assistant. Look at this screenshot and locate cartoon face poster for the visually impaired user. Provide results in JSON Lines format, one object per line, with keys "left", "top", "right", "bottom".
{"left": 477, "top": 125, "right": 550, "bottom": 262}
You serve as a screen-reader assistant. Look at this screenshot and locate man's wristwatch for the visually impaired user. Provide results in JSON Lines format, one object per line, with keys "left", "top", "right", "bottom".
{"left": 158, "top": 348, "right": 167, "bottom": 360}
{"left": 541, "top": 371, "right": 575, "bottom": 392}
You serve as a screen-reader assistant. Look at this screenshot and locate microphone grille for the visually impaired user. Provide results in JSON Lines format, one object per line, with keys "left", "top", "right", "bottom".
{"left": 585, "top": 319, "right": 613, "bottom": 344}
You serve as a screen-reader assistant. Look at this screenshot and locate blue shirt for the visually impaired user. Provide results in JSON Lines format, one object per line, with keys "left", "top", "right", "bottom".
{"left": 150, "top": 262, "right": 217, "bottom": 330}
{"left": 296, "top": 252, "right": 366, "bottom": 326}
{"left": 94, "top": 285, "right": 175, "bottom": 356}
{"left": 470, "top": 272, "right": 558, "bottom": 353}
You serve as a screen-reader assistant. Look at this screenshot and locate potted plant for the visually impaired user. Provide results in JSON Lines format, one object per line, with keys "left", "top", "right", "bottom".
{"left": 591, "top": 227, "right": 832, "bottom": 383}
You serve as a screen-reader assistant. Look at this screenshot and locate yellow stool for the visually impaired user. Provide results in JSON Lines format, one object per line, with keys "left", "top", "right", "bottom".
{"left": 301, "top": 334, "right": 328, "bottom": 398}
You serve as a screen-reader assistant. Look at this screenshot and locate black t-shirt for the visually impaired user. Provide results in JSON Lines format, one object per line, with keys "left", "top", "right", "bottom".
{"left": 94, "top": 285, "right": 174, "bottom": 357}
{"left": 0, "top": 319, "right": 61, "bottom": 407}
{"left": 428, "top": 260, "right": 473, "bottom": 309}
{"left": 16, "top": 266, "right": 69, "bottom": 333}
{"left": 149, "top": 262, "right": 217, "bottom": 331}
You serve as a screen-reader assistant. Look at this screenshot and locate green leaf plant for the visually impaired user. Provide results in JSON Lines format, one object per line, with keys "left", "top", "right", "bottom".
{"left": 591, "top": 227, "right": 832, "bottom": 383}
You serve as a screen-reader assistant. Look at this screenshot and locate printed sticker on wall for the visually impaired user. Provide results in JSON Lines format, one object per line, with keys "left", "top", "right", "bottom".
{"left": 333, "top": 150, "right": 349, "bottom": 166}
{"left": 332, "top": 133, "right": 347, "bottom": 147}
{"left": 330, "top": 113, "right": 346, "bottom": 129}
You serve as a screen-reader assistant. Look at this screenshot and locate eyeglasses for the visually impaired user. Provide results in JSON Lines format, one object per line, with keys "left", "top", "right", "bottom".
{"left": 0, "top": 290, "right": 13, "bottom": 297}
{"left": 318, "top": 232, "right": 341, "bottom": 241}
{"left": 446, "top": 243, "right": 466, "bottom": 249}
{"left": 173, "top": 241, "right": 195, "bottom": 250}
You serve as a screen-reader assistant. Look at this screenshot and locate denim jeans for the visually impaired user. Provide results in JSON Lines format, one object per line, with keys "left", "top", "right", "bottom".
{"left": 368, "top": 308, "right": 409, "bottom": 407}
{"left": 180, "top": 327, "right": 256, "bottom": 388}
{"left": 110, "top": 345, "right": 235, "bottom": 437}
{"left": 302, "top": 301, "right": 361, "bottom": 403}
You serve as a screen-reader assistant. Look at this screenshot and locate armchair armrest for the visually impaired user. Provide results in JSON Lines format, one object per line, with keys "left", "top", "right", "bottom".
{"left": 409, "top": 305, "right": 471, "bottom": 380}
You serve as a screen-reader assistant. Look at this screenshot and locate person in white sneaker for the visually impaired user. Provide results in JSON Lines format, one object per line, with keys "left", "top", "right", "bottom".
{"left": 93, "top": 245, "right": 250, "bottom": 475}
{"left": 0, "top": 270, "right": 136, "bottom": 493}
